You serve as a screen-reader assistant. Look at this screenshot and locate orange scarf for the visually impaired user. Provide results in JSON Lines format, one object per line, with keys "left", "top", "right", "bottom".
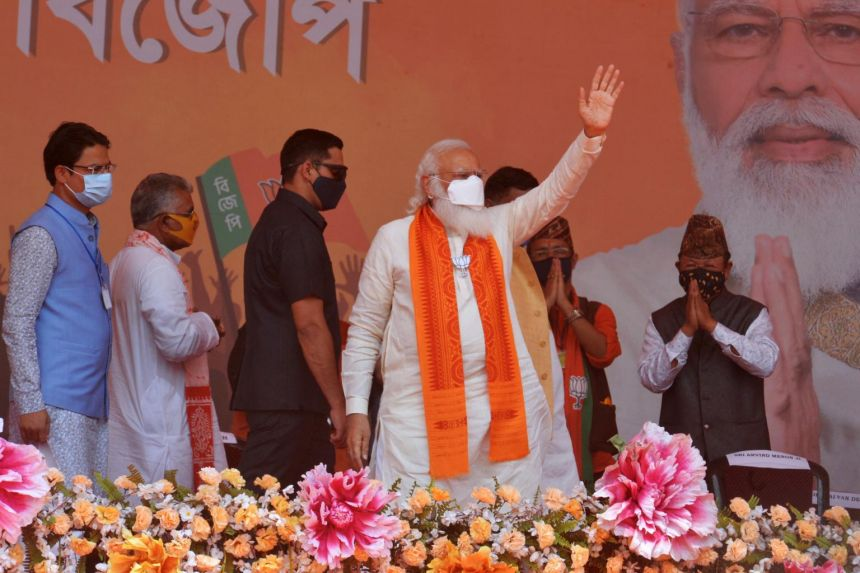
{"left": 409, "top": 206, "right": 528, "bottom": 478}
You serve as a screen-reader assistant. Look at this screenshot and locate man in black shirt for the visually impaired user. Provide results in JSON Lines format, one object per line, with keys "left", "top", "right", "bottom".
{"left": 233, "top": 129, "right": 348, "bottom": 487}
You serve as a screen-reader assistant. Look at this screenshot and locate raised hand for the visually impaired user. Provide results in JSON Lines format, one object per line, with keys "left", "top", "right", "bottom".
{"left": 542, "top": 259, "right": 560, "bottom": 312}
{"left": 578, "top": 65, "right": 624, "bottom": 138}
{"left": 750, "top": 235, "right": 821, "bottom": 462}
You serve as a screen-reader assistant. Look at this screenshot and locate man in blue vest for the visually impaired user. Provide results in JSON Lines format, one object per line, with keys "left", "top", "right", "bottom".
{"left": 3, "top": 122, "right": 115, "bottom": 479}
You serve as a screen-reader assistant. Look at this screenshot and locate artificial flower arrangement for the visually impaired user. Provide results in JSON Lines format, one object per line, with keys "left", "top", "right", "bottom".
{"left": 0, "top": 422, "right": 857, "bottom": 573}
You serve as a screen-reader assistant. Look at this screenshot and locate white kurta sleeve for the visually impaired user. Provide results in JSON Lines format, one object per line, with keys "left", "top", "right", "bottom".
{"left": 638, "top": 318, "right": 692, "bottom": 393}
{"left": 342, "top": 225, "right": 396, "bottom": 416}
{"left": 505, "top": 131, "right": 605, "bottom": 245}
{"left": 139, "top": 258, "right": 219, "bottom": 363}
{"left": 710, "top": 308, "right": 779, "bottom": 378}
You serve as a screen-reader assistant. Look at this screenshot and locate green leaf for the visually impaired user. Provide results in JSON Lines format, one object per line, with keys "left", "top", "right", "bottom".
{"left": 126, "top": 465, "right": 145, "bottom": 485}
{"left": 789, "top": 505, "right": 805, "bottom": 521}
{"left": 748, "top": 495, "right": 760, "bottom": 508}
{"left": 608, "top": 434, "right": 626, "bottom": 453}
{"left": 94, "top": 471, "right": 125, "bottom": 503}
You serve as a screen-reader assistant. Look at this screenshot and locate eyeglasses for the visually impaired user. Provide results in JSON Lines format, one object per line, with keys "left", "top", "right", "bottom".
{"left": 689, "top": 6, "right": 860, "bottom": 66}
{"left": 431, "top": 169, "right": 487, "bottom": 182}
{"left": 529, "top": 246, "right": 573, "bottom": 262}
{"left": 312, "top": 161, "right": 348, "bottom": 181}
{"left": 69, "top": 163, "right": 118, "bottom": 175}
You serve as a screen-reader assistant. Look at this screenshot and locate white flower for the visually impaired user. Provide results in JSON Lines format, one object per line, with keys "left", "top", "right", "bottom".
{"left": 441, "top": 510, "right": 459, "bottom": 526}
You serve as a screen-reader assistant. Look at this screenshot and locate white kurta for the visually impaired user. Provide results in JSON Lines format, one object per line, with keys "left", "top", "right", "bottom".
{"left": 343, "top": 132, "right": 603, "bottom": 503}
{"left": 575, "top": 225, "right": 860, "bottom": 494}
{"left": 108, "top": 240, "right": 223, "bottom": 487}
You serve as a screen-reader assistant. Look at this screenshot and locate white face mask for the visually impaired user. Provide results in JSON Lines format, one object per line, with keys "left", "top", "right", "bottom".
{"left": 445, "top": 175, "right": 485, "bottom": 207}
{"left": 64, "top": 169, "right": 113, "bottom": 208}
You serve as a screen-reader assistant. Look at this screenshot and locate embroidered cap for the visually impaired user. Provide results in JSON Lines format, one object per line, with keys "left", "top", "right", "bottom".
{"left": 679, "top": 213, "right": 731, "bottom": 260}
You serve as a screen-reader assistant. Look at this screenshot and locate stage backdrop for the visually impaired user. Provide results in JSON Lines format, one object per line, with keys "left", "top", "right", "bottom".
{"left": 1, "top": 1, "right": 857, "bottom": 495}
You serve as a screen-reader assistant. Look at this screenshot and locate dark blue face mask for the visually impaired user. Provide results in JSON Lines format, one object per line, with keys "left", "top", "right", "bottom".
{"left": 532, "top": 257, "right": 572, "bottom": 286}
{"left": 312, "top": 175, "right": 347, "bottom": 211}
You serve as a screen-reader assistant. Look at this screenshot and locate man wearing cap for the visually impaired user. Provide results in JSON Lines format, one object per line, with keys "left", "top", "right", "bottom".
{"left": 638, "top": 214, "right": 779, "bottom": 462}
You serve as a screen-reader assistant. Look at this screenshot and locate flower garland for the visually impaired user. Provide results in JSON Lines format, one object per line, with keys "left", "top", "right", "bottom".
{"left": 0, "top": 424, "right": 857, "bottom": 573}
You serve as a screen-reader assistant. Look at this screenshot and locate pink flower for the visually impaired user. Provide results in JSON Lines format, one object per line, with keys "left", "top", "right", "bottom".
{"left": 593, "top": 422, "right": 717, "bottom": 561}
{"left": 298, "top": 464, "right": 400, "bottom": 569}
{"left": 0, "top": 438, "right": 50, "bottom": 543}
{"left": 785, "top": 560, "right": 845, "bottom": 573}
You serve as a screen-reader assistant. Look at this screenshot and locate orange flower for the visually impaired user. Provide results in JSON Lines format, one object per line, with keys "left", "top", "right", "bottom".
{"left": 401, "top": 541, "right": 427, "bottom": 567}
{"left": 570, "top": 545, "right": 589, "bottom": 568}
{"left": 96, "top": 505, "right": 121, "bottom": 526}
{"left": 695, "top": 548, "right": 718, "bottom": 566}
{"left": 154, "top": 479, "right": 175, "bottom": 495}
{"left": 46, "top": 468, "right": 65, "bottom": 485}
{"left": 724, "top": 539, "right": 748, "bottom": 562}
{"left": 457, "top": 532, "right": 474, "bottom": 556}
{"left": 221, "top": 468, "right": 246, "bottom": 489}
{"left": 34, "top": 562, "right": 49, "bottom": 573}
{"left": 191, "top": 515, "right": 212, "bottom": 542}
{"left": 543, "top": 488, "right": 568, "bottom": 511}
{"left": 51, "top": 514, "right": 72, "bottom": 535}
{"left": 255, "top": 526, "right": 278, "bottom": 552}
{"left": 770, "top": 539, "right": 789, "bottom": 563}
{"left": 132, "top": 505, "right": 153, "bottom": 532}
{"left": 277, "top": 516, "right": 300, "bottom": 542}
{"left": 829, "top": 545, "right": 849, "bottom": 566}
{"left": 196, "top": 555, "right": 221, "bottom": 572}
{"left": 113, "top": 475, "right": 137, "bottom": 491}
{"left": 562, "top": 499, "right": 584, "bottom": 520}
{"left": 155, "top": 508, "right": 180, "bottom": 531}
{"left": 70, "top": 537, "right": 96, "bottom": 556}
{"left": 591, "top": 525, "right": 611, "bottom": 544}
{"left": 72, "top": 475, "right": 93, "bottom": 489}
{"left": 469, "top": 517, "right": 492, "bottom": 543}
{"left": 431, "top": 538, "right": 456, "bottom": 560}
{"left": 209, "top": 505, "right": 229, "bottom": 533}
{"left": 534, "top": 521, "right": 555, "bottom": 549}
{"left": 165, "top": 538, "right": 191, "bottom": 559}
{"left": 543, "top": 555, "right": 566, "bottom": 573}
{"left": 471, "top": 487, "right": 496, "bottom": 505}
{"left": 225, "top": 533, "right": 253, "bottom": 558}
{"left": 498, "top": 530, "right": 526, "bottom": 556}
{"left": 198, "top": 467, "right": 222, "bottom": 486}
{"left": 824, "top": 506, "right": 851, "bottom": 528}
{"left": 252, "top": 555, "right": 285, "bottom": 573}
{"left": 107, "top": 533, "right": 179, "bottom": 573}
{"left": 254, "top": 474, "right": 281, "bottom": 492}
{"left": 235, "top": 504, "right": 261, "bottom": 530}
{"left": 353, "top": 546, "right": 369, "bottom": 562}
{"left": 770, "top": 504, "right": 791, "bottom": 526}
{"left": 740, "top": 520, "right": 760, "bottom": 543}
{"left": 195, "top": 484, "right": 221, "bottom": 506}
{"left": 270, "top": 495, "right": 291, "bottom": 517}
{"left": 605, "top": 555, "right": 623, "bottom": 573}
{"left": 848, "top": 531, "right": 860, "bottom": 555}
{"left": 408, "top": 488, "right": 432, "bottom": 513}
{"left": 431, "top": 487, "right": 451, "bottom": 502}
{"left": 72, "top": 499, "right": 95, "bottom": 528}
{"left": 796, "top": 519, "right": 818, "bottom": 541}
{"left": 496, "top": 485, "right": 521, "bottom": 505}
{"left": 729, "top": 498, "right": 751, "bottom": 519}
{"left": 8, "top": 543, "right": 24, "bottom": 566}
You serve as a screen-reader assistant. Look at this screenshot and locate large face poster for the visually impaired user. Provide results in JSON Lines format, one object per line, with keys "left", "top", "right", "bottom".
{"left": 1, "top": 1, "right": 857, "bottom": 494}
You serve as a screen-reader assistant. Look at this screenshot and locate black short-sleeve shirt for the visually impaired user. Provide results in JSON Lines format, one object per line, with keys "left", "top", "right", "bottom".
{"left": 232, "top": 189, "right": 340, "bottom": 413}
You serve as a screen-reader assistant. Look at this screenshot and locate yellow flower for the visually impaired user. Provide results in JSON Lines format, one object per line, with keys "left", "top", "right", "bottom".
{"left": 210, "top": 505, "right": 230, "bottom": 533}
{"left": 496, "top": 484, "right": 521, "bottom": 505}
{"left": 828, "top": 545, "right": 849, "bottom": 566}
{"left": 570, "top": 545, "right": 589, "bottom": 568}
{"left": 796, "top": 519, "right": 818, "bottom": 541}
{"left": 543, "top": 488, "right": 568, "bottom": 511}
{"left": 96, "top": 505, "right": 121, "bottom": 526}
{"left": 563, "top": 499, "right": 584, "bottom": 520}
{"left": 70, "top": 537, "right": 96, "bottom": 556}
{"left": 824, "top": 506, "right": 851, "bottom": 528}
{"left": 534, "top": 521, "right": 556, "bottom": 549}
{"left": 252, "top": 555, "right": 284, "bottom": 573}
{"left": 270, "top": 495, "right": 291, "bottom": 518}
{"left": 221, "top": 468, "right": 246, "bottom": 489}
{"left": 165, "top": 538, "right": 191, "bottom": 559}
{"left": 469, "top": 517, "right": 492, "bottom": 544}
{"left": 543, "top": 555, "right": 567, "bottom": 573}
{"left": 401, "top": 541, "right": 427, "bottom": 567}
{"left": 225, "top": 533, "right": 253, "bottom": 558}
{"left": 724, "top": 539, "right": 748, "bottom": 562}
{"left": 113, "top": 475, "right": 137, "bottom": 491}
{"left": 770, "top": 539, "right": 789, "bottom": 563}
{"left": 51, "top": 513, "right": 72, "bottom": 535}
{"left": 196, "top": 555, "right": 221, "bottom": 572}
{"left": 605, "top": 555, "right": 623, "bottom": 573}
{"left": 107, "top": 533, "right": 179, "bottom": 573}
{"left": 235, "top": 504, "right": 261, "bottom": 530}
{"left": 155, "top": 508, "right": 180, "bottom": 531}
{"left": 770, "top": 504, "right": 791, "bottom": 526}
{"left": 132, "top": 505, "right": 153, "bottom": 532}
{"left": 740, "top": 520, "right": 760, "bottom": 543}
{"left": 729, "top": 497, "right": 751, "bottom": 519}
{"left": 471, "top": 486, "right": 497, "bottom": 505}
{"left": 254, "top": 474, "right": 281, "bottom": 492}
{"left": 431, "top": 486, "right": 451, "bottom": 502}
{"left": 255, "top": 526, "right": 278, "bottom": 553}
{"left": 409, "top": 488, "right": 432, "bottom": 512}
{"left": 198, "top": 467, "right": 222, "bottom": 486}
{"left": 695, "top": 548, "right": 718, "bottom": 566}
{"left": 191, "top": 515, "right": 212, "bottom": 542}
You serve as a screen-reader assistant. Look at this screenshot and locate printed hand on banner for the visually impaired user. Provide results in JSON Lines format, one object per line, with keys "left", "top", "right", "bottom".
{"left": 578, "top": 65, "right": 624, "bottom": 138}
{"left": 750, "top": 235, "right": 821, "bottom": 462}
{"left": 336, "top": 254, "right": 365, "bottom": 299}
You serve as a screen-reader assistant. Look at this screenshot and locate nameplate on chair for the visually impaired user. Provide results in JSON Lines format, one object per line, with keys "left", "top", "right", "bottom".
{"left": 220, "top": 432, "right": 238, "bottom": 445}
{"left": 726, "top": 450, "right": 811, "bottom": 470}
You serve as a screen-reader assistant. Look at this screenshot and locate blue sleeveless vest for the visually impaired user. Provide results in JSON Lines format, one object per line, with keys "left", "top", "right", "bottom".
{"left": 18, "top": 194, "right": 111, "bottom": 419}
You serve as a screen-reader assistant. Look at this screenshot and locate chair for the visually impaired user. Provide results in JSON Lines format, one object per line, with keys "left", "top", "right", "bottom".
{"left": 707, "top": 450, "right": 830, "bottom": 514}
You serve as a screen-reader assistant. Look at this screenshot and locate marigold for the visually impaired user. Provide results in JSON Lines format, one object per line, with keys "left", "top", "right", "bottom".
{"left": 431, "top": 538, "right": 455, "bottom": 560}
{"left": 431, "top": 486, "right": 451, "bottom": 502}
{"left": 154, "top": 479, "right": 175, "bottom": 494}
{"left": 386, "top": 566, "right": 406, "bottom": 573}
{"left": 724, "top": 539, "right": 748, "bottom": 562}
{"left": 270, "top": 494, "right": 291, "bottom": 517}
{"left": 544, "top": 555, "right": 566, "bottom": 573}
{"left": 729, "top": 497, "right": 751, "bottom": 519}
{"left": 113, "top": 475, "right": 137, "bottom": 491}
{"left": 225, "top": 533, "right": 253, "bottom": 558}
{"left": 695, "top": 548, "right": 718, "bottom": 566}
{"left": 471, "top": 486, "right": 497, "bottom": 505}
{"left": 563, "top": 499, "right": 584, "bottom": 520}
{"left": 469, "top": 517, "right": 492, "bottom": 543}
{"left": 354, "top": 546, "right": 370, "bottom": 562}
{"left": 660, "top": 562, "right": 679, "bottom": 573}
{"left": 71, "top": 475, "right": 93, "bottom": 489}
{"left": 496, "top": 484, "right": 521, "bottom": 505}
{"left": 70, "top": 537, "right": 96, "bottom": 556}
{"left": 724, "top": 566, "right": 745, "bottom": 573}
{"left": 499, "top": 530, "right": 526, "bottom": 556}
{"left": 457, "top": 531, "right": 474, "bottom": 556}
{"left": 46, "top": 468, "right": 65, "bottom": 485}
{"left": 848, "top": 531, "right": 860, "bottom": 555}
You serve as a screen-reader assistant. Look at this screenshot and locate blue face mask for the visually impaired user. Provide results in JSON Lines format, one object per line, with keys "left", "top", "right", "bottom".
{"left": 64, "top": 169, "right": 113, "bottom": 208}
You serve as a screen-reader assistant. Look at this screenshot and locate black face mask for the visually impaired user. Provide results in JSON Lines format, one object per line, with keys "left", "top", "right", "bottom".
{"left": 679, "top": 267, "right": 726, "bottom": 303}
{"left": 312, "top": 175, "right": 347, "bottom": 211}
{"left": 533, "top": 257, "right": 572, "bottom": 286}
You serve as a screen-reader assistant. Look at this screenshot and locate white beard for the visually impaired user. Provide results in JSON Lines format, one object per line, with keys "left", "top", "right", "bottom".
{"left": 428, "top": 180, "right": 495, "bottom": 238}
{"left": 683, "top": 90, "right": 860, "bottom": 297}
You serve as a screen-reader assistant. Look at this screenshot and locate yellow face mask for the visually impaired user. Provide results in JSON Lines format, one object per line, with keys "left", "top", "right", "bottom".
{"left": 165, "top": 211, "right": 199, "bottom": 247}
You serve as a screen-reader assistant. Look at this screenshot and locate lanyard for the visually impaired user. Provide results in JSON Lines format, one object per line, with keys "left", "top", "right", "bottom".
{"left": 45, "top": 203, "right": 105, "bottom": 287}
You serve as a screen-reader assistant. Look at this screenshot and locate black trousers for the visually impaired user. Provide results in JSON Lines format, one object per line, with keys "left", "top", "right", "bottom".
{"left": 238, "top": 410, "right": 334, "bottom": 489}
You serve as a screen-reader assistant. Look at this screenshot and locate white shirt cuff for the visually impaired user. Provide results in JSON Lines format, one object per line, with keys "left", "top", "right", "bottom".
{"left": 666, "top": 329, "right": 693, "bottom": 363}
{"left": 345, "top": 396, "right": 369, "bottom": 416}
{"left": 581, "top": 131, "right": 606, "bottom": 154}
